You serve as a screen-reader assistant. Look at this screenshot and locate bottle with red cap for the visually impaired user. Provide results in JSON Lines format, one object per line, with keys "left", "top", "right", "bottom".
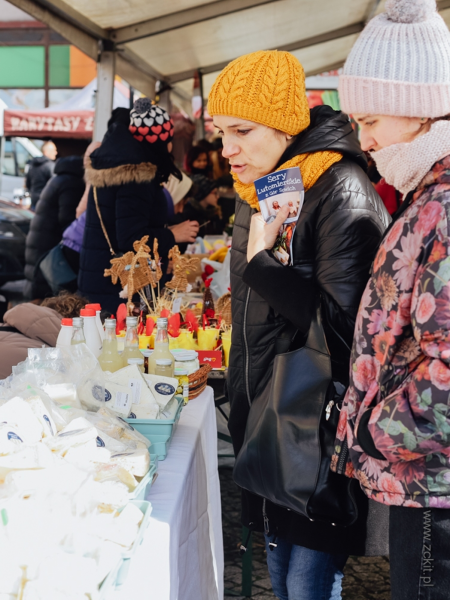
{"left": 56, "top": 317, "right": 73, "bottom": 349}
{"left": 85, "top": 303, "right": 105, "bottom": 342}
{"left": 80, "top": 308, "right": 102, "bottom": 358}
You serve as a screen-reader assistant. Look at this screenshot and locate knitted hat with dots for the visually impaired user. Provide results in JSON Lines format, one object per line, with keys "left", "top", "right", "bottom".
{"left": 207, "top": 50, "right": 310, "bottom": 136}
{"left": 339, "top": 0, "right": 450, "bottom": 118}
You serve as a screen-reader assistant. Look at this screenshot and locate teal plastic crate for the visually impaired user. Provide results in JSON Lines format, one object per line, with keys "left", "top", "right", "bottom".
{"left": 98, "top": 554, "right": 123, "bottom": 599}
{"left": 116, "top": 499, "right": 153, "bottom": 587}
{"left": 129, "top": 455, "right": 158, "bottom": 500}
{"left": 126, "top": 396, "right": 184, "bottom": 460}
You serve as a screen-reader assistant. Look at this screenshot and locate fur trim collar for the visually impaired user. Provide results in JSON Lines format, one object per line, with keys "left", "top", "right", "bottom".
{"left": 85, "top": 157, "right": 157, "bottom": 188}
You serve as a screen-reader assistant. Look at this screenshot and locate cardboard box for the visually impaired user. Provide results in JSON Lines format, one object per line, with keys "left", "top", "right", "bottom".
{"left": 197, "top": 350, "right": 223, "bottom": 369}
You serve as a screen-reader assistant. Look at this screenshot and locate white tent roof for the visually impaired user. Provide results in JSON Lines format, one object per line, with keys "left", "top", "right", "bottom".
{"left": 7, "top": 0, "right": 450, "bottom": 104}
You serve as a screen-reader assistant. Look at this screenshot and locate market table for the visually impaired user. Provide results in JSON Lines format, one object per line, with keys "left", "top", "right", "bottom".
{"left": 109, "top": 386, "right": 224, "bottom": 600}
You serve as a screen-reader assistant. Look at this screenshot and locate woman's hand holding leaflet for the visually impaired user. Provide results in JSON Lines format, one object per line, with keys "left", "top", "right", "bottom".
{"left": 247, "top": 205, "right": 289, "bottom": 262}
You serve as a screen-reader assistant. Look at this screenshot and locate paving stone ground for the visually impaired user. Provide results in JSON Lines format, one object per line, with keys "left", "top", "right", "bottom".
{"left": 219, "top": 467, "right": 391, "bottom": 600}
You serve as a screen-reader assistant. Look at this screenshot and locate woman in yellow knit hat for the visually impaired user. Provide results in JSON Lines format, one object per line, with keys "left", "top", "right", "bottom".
{"left": 208, "top": 51, "right": 390, "bottom": 599}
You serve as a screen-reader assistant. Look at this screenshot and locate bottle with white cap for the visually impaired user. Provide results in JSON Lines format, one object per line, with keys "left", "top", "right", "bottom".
{"left": 85, "top": 303, "right": 105, "bottom": 341}
{"left": 121, "top": 316, "right": 143, "bottom": 367}
{"left": 148, "top": 318, "right": 174, "bottom": 376}
{"left": 80, "top": 308, "right": 102, "bottom": 357}
{"left": 98, "top": 318, "right": 123, "bottom": 372}
{"left": 71, "top": 317, "right": 85, "bottom": 345}
{"left": 56, "top": 318, "right": 73, "bottom": 348}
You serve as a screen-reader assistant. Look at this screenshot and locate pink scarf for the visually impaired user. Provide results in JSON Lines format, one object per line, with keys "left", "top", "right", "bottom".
{"left": 371, "top": 120, "right": 450, "bottom": 196}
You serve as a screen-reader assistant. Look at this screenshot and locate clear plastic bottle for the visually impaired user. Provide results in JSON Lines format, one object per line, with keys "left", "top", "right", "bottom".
{"left": 98, "top": 319, "right": 123, "bottom": 372}
{"left": 127, "top": 357, "right": 145, "bottom": 374}
{"left": 71, "top": 317, "right": 85, "bottom": 345}
{"left": 148, "top": 318, "right": 174, "bottom": 376}
{"left": 121, "top": 316, "right": 143, "bottom": 367}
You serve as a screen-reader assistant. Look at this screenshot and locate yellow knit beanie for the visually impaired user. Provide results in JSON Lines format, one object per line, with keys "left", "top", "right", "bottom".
{"left": 207, "top": 50, "right": 310, "bottom": 136}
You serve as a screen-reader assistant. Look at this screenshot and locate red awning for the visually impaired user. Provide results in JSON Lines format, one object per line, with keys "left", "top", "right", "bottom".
{"left": 3, "top": 109, "right": 94, "bottom": 139}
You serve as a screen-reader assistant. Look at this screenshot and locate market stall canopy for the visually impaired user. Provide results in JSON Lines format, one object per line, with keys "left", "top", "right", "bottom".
{"left": 2, "top": 77, "right": 130, "bottom": 139}
{"left": 7, "top": 0, "right": 450, "bottom": 101}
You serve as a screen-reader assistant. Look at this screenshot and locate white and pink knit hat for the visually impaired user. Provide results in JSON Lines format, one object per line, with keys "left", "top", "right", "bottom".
{"left": 339, "top": 0, "right": 450, "bottom": 118}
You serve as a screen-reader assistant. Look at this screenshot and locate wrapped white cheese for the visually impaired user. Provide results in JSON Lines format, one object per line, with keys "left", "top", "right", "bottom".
{"left": 0, "top": 397, "right": 43, "bottom": 443}
{"left": 64, "top": 417, "right": 130, "bottom": 454}
{"left": 143, "top": 373, "right": 178, "bottom": 411}
{"left": 106, "top": 365, "right": 159, "bottom": 419}
{"left": 42, "top": 382, "right": 81, "bottom": 408}
{"left": 102, "top": 381, "right": 133, "bottom": 418}
{"left": 109, "top": 448, "right": 150, "bottom": 477}
{"left": 44, "top": 423, "right": 97, "bottom": 456}
{"left": 26, "top": 395, "right": 57, "bottom": 438}
{"left": 93, "top": 462, "right": 138, "bottom": 491}
{"left": 0, "top": 422, "right": 26, "bottom": 455}
{"left": 0, "top": 443, "right": 54, "bottom": 471}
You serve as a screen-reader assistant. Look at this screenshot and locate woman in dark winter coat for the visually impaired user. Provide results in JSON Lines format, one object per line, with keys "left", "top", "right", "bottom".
{"left": 208, "top": 50, "right": 390, "bottom": 600}
{"left": 24, "top": 155, "right": 85, "bottom": 299}
{"left": 78, "top": 103, "right": 198, "bottom": 313}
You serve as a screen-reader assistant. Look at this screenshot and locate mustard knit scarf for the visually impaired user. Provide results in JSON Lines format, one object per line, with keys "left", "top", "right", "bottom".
{"left": 233, "top": 150, "right": 343, "bottom": 209}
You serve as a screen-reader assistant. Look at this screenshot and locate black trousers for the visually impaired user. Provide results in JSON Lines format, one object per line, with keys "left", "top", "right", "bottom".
{"left": 390, "top": 505, "right": 450, "bottom": 600}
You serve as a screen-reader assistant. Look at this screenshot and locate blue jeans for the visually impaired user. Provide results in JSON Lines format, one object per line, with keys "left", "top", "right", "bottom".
{"left": 265, "top": 535, "right": 348, "bottom": 600}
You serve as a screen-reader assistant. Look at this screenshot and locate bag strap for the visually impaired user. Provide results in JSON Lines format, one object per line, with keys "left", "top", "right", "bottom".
{"left": 304, "top": 301, "right": 330, "bottom": 356}
{"left": 93, "top": 186, "right": 117, "bottom": 256}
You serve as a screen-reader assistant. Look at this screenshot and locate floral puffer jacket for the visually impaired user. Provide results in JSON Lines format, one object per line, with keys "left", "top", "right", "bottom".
{"left": 332, "top": 156, "right": 450, "bottom": 508}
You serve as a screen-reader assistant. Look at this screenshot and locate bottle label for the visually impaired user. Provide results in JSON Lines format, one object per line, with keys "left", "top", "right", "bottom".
{"left": 128, "top": 378, "right": 142, "bottom": 404}
{"left": 115, "top": 392, "right": 131, "bottom": 413}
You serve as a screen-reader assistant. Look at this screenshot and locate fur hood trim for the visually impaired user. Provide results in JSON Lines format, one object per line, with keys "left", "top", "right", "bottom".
{"left": 85, "top": 158, "right": 157, "bottom": 188}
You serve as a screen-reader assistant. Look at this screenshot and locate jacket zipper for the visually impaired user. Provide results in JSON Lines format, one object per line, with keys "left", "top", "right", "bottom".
{"left": 262, "top": 498, "right": 269, "bottom": 535}
{"left": 337, "top": 438, "right": 349, "bottom": 475}
{"left": 243, "top": 287, "right": 251, "bottom": 408}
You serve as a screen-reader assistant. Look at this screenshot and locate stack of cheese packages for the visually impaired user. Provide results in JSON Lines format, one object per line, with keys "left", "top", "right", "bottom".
{"left": 0, "top": 386, "right": 152, "bottom": 598}
{"left": 102, "top": 363, "right": 180, "bottom": 421}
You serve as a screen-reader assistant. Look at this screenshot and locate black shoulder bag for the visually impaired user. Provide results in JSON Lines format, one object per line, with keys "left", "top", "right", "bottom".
{"left": 233, "top": 303, "right": 360, "bottom": 526}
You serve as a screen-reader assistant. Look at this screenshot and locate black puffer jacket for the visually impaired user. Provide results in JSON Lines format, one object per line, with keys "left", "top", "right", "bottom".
{"left": 24, "top": 156, "right": 84, "bottom": 299}
{"left": 78, "top": 122, "right": 176, "bottom": 313}
{"left": 229, "top": 106, "right": 390, "bottom": 555}
{"left": 26, "top": 156, "right": 55, "bottom": 209}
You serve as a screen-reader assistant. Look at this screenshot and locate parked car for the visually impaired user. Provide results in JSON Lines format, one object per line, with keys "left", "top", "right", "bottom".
{"left": 0, "top": 198, "right": 33, "bottom": 286}
{"left": 0, "top": 137, "right": 43, "bottom": 202}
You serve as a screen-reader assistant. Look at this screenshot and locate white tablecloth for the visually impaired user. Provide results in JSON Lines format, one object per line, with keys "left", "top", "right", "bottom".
{"left": 111, "top": 386, "right": 224, "bottom": 600}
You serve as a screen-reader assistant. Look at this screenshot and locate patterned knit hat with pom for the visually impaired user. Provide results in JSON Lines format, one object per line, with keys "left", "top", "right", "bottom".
{"left": 129, "top": 98, "right": 174, "bottom": 145}
{"left": 339, "top": 0, "right": 450, "bottom": 118}
{"left": 207, "top": 50, "right": 310, "bottom": 135}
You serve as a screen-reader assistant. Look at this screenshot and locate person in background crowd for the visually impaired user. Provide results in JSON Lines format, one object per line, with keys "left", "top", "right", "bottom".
{"left": 57, "top": 141, "right": 103, "bottom": 291}
{"left": 78, "top": 102, "right": 199, "bottom": 313}
{"left": 216, "top": 173, "right": 236, "bottom": 225}
{"left": 176, "top": 174, "right": 223, "bottom": 237}
{"left": 210, "top": 137, "right": 230, "bottom": 179}
{"left": 164, "top": 171, "right": 194, "bottom": 215}
{"left": 208, "top": 49, "right": 389, "bottom": 600}
{"left": 184, "top": 144, "right": 211, "bottom": 177}
{"left": 25, "top": 140, "right": 57, "bottom": 210}
{"left": 24, "top": 155, "right": 85, "bottom": 300}
{"left": 0, "top": 291, "right": 88, "bottom": 379}
{"left": 332, "top": 0, "right": 450, "bottom": 598}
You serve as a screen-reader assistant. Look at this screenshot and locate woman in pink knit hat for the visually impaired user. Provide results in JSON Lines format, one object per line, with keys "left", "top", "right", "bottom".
{"left": 333, "top": 0, "right": 450, "bottom": 598}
